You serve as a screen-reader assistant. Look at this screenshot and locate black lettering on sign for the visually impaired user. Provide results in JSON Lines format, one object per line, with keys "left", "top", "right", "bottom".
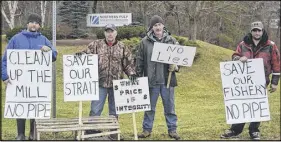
{"left": 69, "top": 68, "right": 92, "bottom": 79}
{"left": 246, "top": 60, "right": 255, "bottom": 74}
{"left": 177, "top": 47, "right": 184, "bottom": 54}
{"left": 9, "top": 69, "right": 23, "bottom": 81}
{"left": 226, "top": 104, "right": 239, "bottom": 120}
{"left": 259, "top": 101, "right": 269, "bottom": 117}
{"left": 9, "top": 51, "right": 17, "bottom": 64}
{"left": 67, "top": 81, "right": 98, "bottom": 96}
{"left": 5, "top": 103, "right": 25, "bottom": 117}
{"left": 182, "top": 58, "right": 188, "bottom": 65}
{"left": 242, "top": 103, "right": 252, "bottom": 118}
{"left": 157, "top": 52, "right": 164, "bottom": 61}
{"left": 114, "top": 85, "right": 118, "bottom": 90}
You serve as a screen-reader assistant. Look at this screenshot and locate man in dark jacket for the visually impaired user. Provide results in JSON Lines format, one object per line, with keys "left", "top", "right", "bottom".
{"left": 136, "top": 15, "right": 180, "bottom": 140}
{"left": 220, "top": 21, "right": 280, "bottom": 140}
{"left": 2, "top": 13, "right": 58, "bottom": 140}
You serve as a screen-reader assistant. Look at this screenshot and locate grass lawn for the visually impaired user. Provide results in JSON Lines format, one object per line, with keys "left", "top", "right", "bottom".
{"left": 1, "top": 39, "right": 280, "bottom": 140}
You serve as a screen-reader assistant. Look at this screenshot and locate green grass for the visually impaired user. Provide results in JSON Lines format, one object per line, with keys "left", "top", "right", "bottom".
{"left": 1, "top": 39, "right": 280, "bottom": 140}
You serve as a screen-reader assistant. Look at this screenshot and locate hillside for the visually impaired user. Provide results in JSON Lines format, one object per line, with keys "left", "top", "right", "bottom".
{"left": 1, "top": 38, "right": 280, "bottom": 140}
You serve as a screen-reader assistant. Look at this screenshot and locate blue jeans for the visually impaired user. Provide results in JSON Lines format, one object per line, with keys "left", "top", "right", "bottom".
{"left": 142, "top": 84, "right": 178, "bottom": 133}
{"left": 89, "top": 87, "right": 117, "bottom": 117}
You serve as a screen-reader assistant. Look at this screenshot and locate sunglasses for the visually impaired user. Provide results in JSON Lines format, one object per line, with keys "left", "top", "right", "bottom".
{"left": 252, "top": 29, "right": 262, "bottom": 32}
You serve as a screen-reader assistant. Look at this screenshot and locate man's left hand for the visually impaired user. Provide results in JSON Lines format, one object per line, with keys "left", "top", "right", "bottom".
{"left": 41, "top": 46, "right": 51, "bottom": 52}
{"left": 269, "top": 84, "right": 277, "bottom": 93}
{"left": 129, "top": 74, "right": 137, "bottom": 83}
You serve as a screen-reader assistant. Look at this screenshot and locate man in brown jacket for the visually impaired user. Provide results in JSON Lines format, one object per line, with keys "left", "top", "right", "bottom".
{"left": 76, "top": 24, "right": 136, "bottom": 139}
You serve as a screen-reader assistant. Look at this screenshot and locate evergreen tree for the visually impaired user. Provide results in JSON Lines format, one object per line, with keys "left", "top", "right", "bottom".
{"left": 58, "top": 1, "right": 89, "bottom": 38}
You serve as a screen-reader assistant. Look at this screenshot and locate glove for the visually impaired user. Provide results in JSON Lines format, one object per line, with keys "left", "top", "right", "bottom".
{"left": 75, "top": 52, "right": 84, "bottom": 56}
{"left": 168, "top": 64, "right": 179, "bottom": 72}
{"left": 239, "top": 56, "right": 248, "bottom": 63}
{"left": 129, "top": 74, "right": 137, "bottom": 83}
{"left": 269, "top": 84, "right": 277, "bottom": 93}
{"left": 3, "top": 78, "right": 12, "bottom": 85}
{"left": 41, "top": 45, "right": 51, "bottom": 52}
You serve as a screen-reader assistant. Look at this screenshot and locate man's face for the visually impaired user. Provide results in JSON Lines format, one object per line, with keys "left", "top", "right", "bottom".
{"left": 251, "top": 28, "right": 263, "bottom": 40}
{"left": 152, "top": 23, "right": 164, "bottom": 35}
{"left": 104, "top": 29, "right": 117, "bottom": 42}
{"left": 27, "top": 22, "right": 40, "bottom": 32}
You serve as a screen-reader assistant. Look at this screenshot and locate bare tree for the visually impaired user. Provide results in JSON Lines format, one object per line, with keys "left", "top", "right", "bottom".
{"left": 40, "top": 1, "right": 47, "bottom": 27}
{"left": 1, "top": 1, "right": 21, "bottom": 29}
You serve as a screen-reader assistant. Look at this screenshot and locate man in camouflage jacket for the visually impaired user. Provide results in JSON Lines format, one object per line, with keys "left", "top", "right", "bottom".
{"left": 220, "top": 21, "right": 280, "bottom": 140}
{"left": 76, "top": 24, "right": 136, "bottom": 118}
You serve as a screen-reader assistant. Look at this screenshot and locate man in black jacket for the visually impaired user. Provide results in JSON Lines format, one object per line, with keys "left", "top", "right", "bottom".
{"left": 135, "top": 15, "right": 180, "bottom": 140}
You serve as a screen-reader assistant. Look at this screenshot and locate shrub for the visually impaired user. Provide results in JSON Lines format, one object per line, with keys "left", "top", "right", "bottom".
{"left": 95, "top": 26, "right": 146, "bottom": 40}
{"left": 5, "top": 27, "right": 25, "bottom": 41}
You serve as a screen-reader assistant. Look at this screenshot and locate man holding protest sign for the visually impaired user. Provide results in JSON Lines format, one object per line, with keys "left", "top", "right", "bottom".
{"left": 75, "top": 24, "right": 136, "bottom": 139}
{"left": 220, "top": 21, "right": 280, "bottom": 140}
{"left": 135, "top": 15, "right": 181, "bottom": 140}
{"left": 1, "top": 13, "right": 58, "bottom": 140}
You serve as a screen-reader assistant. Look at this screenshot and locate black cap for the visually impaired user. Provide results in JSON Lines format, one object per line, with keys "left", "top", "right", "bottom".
{"left": 104, "top": 24, "right": 117, "bottom": 31}
{"left": 27, "top": 13, "right": 42, "bottom": 25}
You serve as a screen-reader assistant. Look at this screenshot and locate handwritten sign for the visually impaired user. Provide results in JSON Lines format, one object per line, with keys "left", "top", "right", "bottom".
{"left": 220, "top": 58, "right": 270, "bottom": 124}
{"left": 151, "top": 42, "right": 196, "bottom": 66}
{"left": 113, "top": 77, "right": 151, "bottom": 114}
{"left": 63, "top": 55, "right": 99, "bottom": 101}
{"left": 4, "top": 50, "right": 52, "bottom": 119}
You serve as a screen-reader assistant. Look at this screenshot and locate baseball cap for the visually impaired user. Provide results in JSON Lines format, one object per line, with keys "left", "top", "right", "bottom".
{"left": 250, "top": 21, "right": 263, "bottom": 31}
{"left": 104, "top": 24, "right": 117, "bottom": 31}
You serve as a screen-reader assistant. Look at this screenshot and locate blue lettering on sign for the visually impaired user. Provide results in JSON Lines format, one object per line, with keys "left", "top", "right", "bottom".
{"left": 91, "top": 16, "right": 99, "bottom": 24}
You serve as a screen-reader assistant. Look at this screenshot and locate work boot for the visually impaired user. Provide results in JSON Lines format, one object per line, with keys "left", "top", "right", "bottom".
{"left": 220, "top": 129, "right": 240, "bottom": 139}
{"left": 250, "top": 132, "right": 260, "bottom": 140}
{"left": 138, "top": 130, "right": 151, "bottom": 138}
{"left": 168, "top": 131, "right": 181, "bottom": 140}
{"left": 16, "top": 119, "right": 26, "bottom": 140}
{"left": 16, "top": 134, "right": 25, "bottom": 140}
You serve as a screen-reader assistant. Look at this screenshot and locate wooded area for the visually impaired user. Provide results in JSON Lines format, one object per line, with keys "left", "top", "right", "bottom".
{"left": 1, "top": 1, "right": 280, "bottom": 49}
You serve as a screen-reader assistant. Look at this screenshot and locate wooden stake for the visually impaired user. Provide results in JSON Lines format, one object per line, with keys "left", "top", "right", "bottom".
{"left": 132, "top": 112, "right": 138, "bottom": 140}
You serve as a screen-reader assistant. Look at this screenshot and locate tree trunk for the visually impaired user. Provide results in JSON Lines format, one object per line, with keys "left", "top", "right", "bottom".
{"left": 41, "top": 1, "right": 47, "bottom": 27}
{"left": 1, "top": 1, "right": 19, "bottom": 29}
{"left": 190, "top": 17, "right": 197, "bottom": 41}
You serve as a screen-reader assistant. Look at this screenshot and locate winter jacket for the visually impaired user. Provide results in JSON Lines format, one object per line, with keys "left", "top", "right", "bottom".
{"left": 1, "top": 30, "right": 58, "bottom": 81}
{"left": 81, "top": 39, "right": 135, "bottom": 88}
{"left": 232, "top": 31, "right": 280, "bottom": 85}
{"left": 136, "top": 29, "right": 179, "bottom": 87}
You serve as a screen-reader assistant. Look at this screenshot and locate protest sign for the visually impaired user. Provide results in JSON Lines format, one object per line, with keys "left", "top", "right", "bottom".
{"left": 63, "top": 54, "right": 99, "bottom": 101}
{"left": 113, "top": 77, "right": 150, "bottom": 114}
{"left": 151, "top": 42, "right": 196, "bottom": 66}
{"left": 4, "top": 50, "right": 52, "bottom": 119}
{"left": 220, "top": 58, "right": 270, "bottom": 124}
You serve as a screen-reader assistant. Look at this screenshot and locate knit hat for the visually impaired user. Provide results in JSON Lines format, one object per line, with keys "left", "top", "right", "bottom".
{"left": 149, "top": 15, "right": 164, "bottom": 30}
{"left": 27, "top": 13, "right": 42, "bottom": 25}
{"left": 250, "top": 21, "right": 263, "bottom": 31}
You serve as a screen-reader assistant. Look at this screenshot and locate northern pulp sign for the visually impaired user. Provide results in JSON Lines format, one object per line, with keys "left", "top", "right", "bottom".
{"left": 87, "top": 13, "right": 132, "bottom": 27}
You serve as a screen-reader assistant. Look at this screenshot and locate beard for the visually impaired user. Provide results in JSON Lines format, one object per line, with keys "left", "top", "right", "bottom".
{"left": 253, "top": 36, "right": 261, "bottom": 41}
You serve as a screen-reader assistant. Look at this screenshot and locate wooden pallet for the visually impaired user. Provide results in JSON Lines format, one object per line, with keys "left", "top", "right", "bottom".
{"left": 35, "top": 116, "right": 120, "bottom": 140}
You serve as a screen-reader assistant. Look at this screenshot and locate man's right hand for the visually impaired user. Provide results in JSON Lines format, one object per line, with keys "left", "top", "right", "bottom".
{"left": 239, "top": 56, "right": 248, "bottom": 63}
{"left": 75, "top": 52, "right": 84, "bottom": 56}
{"left": 3, "top": 78, "right": 12, "bottom": 85}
